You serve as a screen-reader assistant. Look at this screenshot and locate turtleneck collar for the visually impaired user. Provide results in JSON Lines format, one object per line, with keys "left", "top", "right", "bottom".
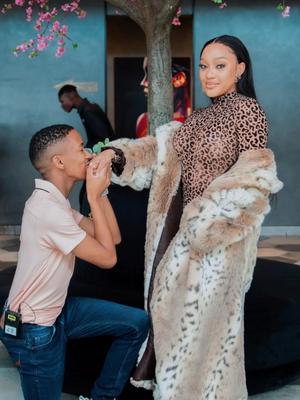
{"left": 213, "top": 91, "right": 239, "bottom": 104}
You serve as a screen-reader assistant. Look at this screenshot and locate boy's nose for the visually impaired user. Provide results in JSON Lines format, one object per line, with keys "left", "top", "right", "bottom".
{"left": 84, "top": 148, "right": 94, "bottom": 159}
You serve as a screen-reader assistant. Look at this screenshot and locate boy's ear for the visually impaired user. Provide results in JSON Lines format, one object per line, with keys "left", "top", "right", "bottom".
{"left": 52, "top": 155, "right": 64, "bottom": 170}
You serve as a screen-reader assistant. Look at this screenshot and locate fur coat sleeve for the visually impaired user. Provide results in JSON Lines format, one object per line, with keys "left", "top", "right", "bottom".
{"left": 109, "top": 135, "right": 157, "bottom": 190}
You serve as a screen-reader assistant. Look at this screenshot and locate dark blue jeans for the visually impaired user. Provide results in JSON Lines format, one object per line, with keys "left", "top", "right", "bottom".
{"left": 0, "top": 297, "right": 149, "bottom": 400}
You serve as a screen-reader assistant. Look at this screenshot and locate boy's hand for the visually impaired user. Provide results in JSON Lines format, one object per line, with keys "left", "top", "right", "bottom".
{"left": 86, "top": 154, "right": 112, "bottom": 203}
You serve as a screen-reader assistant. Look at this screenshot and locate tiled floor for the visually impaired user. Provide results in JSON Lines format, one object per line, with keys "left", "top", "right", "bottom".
{"left": 1, "top": 234, "right": 300, "bottom": 399}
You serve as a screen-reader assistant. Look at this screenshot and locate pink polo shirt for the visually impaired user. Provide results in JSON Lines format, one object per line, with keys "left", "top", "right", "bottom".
{"left": 6, "top": 179, "right": 86, "bottom": 326}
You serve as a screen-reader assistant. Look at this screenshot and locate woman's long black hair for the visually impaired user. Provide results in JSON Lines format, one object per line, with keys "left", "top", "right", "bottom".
{"left": 200, "top": 35, "right": 257, "bottom": 99}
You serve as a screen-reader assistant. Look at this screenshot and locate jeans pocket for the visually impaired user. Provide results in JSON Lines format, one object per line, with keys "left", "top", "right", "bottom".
{"left": 0, "top": 334, "right": 25, "bottom": 367}
{"left": 25, "top": 325, "right": 56, "bottom": 350}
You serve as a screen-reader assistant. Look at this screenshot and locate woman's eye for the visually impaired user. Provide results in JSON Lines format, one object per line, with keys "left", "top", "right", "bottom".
{"left": 216, "top": 64, "right": 225, "bottom": 69}
{"left": 199, "top": 64, "right": 207, "bottom": 70}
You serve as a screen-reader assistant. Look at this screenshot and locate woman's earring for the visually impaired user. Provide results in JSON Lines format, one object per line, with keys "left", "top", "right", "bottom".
{"left": 235, "top": 75, "right": 241, "bottom": 83}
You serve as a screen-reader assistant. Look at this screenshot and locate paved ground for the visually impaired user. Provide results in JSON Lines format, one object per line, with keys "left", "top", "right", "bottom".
{"left": 1, "top": 234, "right": 300, "bottom": 399}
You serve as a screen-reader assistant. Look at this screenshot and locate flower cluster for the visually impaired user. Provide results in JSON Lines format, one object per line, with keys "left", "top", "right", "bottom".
{"left": 172, "top": 7, "right": 182, "bottom": 26}
{"left": 1, "top": 0, "right": 86, "bottom": 58}
{"left": 276, "top": 2, "right": 291, "bottom": 17}
{"left": 212, "top": 0, "right": 291, "bottom": 16}
{"left": 211, "top": 0, "right": 227, "bottom": 8}
{"left": 1, "top": 1, "right": 293, "bottom": 59}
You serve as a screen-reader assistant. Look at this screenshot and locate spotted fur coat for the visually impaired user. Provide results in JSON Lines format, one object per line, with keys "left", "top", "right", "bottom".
{"left": 111, "top": 121, "right": 283, "bottom": 400}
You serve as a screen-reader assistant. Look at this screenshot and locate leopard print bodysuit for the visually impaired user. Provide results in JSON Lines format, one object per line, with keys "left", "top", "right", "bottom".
{"left": 173, "top": 91, "right": 268, "bottom": 205}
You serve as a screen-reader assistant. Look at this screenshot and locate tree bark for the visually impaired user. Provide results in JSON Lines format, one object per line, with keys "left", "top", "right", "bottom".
{"left": 146, "top": 23, "right": 173, "bottom": 135}
{"left": 106, "top": 0, "right": 182, "bottom": 135}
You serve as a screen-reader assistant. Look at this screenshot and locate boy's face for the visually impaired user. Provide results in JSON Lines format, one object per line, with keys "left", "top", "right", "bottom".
{"left": 59, "top": 130, "right": 92, "bottom": 181}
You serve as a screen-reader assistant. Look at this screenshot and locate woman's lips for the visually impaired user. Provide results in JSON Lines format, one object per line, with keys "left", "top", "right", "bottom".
{"left": 205, "top": 83, "right": 219, "bottom": 89}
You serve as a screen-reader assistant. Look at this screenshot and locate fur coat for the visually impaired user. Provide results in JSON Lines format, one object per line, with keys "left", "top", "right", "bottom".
{"left": 111, "top": 121, "right": 283, "bottom": 400}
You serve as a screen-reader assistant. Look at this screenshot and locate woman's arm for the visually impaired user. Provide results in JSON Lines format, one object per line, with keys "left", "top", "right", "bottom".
{"left": 108, "top": 135, "right": 158, "bottom": 191}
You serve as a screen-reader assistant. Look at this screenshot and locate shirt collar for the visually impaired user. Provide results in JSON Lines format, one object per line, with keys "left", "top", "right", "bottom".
{"left": 34, "top": 179, "right": 70, "bottom": 207}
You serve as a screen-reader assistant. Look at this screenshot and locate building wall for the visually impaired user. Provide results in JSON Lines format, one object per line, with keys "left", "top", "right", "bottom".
{"left": 0, "top": 0, "right": 106, "bottom": 225}
{"left": 0, "top": 1, "right": 299, "bottom": 231}
{"left": 194, "top": 0, "right": 300, "bottom": 230}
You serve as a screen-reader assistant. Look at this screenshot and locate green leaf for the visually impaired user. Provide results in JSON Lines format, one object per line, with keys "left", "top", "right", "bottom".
{"left": 92, "top": 138, "right": 110, "bottom": 153}
{"left": 92, "top": 143, "right": 102, "bottom": 154}
{"left": 72, "top": 43, "right": 78, "bottom": 49}
{"left": 276, "top": 3, "right": 284, "bottom": 11}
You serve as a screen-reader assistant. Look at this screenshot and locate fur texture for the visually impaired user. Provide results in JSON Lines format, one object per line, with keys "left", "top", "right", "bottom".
{"left": 111, "top": 122, "right": 283, "bottom": 400}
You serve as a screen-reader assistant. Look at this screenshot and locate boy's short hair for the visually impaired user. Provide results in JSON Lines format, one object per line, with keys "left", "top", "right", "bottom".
{"left": 29, "top": 124, "right": 74, "bottom": 170}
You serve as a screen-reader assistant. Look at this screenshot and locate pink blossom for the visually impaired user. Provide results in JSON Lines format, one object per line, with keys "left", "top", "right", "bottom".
{"left": 26, "top": 6, "right": 32, "bottom": 21}
{"left": 14, "top": 39, "right": 34, "bottom": 55}
{"left": 37, "top": 34, "right": 48, "bottom": 51}
{"left": 15, "top": 0, "right": 25, "bottom": 6}
{"left": 60, "top": 25, "right": 68, "bottom": 35}
{"left": 61, "top": 4, "right": 71, "bottom": 12}
{"left": 16, "top": 43, "right": 28, "bottom": 52}
{"left": 55, "top": 46, "right": 65, "bottom": 58}
{"left": 52, "top": 20, "right": 60, "bottom": 32}
{"left": 77, "top": 9, "right": 87, "bottom": 19}
{"left": 219, "top": 2, "right": 227, "bottom": 9}
{"left": 37, "top": 41, "right": 47, "bottom": 51}
{"left": 61, "top": 1, "right": 79, "bottom": 12}
{"left": 282, "top": 6, "right": 291, "bottom": 18}
{"left": 35, "top": 20, "right": 42, "bottom": 30}
{"left": 70, "top": 1, "right": 79, "bottom": 10}
{"left": 172, "top": 6, "right": 182, "bottom": 26}
{"left": 39, "top": 11, "right": 52, "bottom": 22}
{"left": 172, "top": 17, "right": 181, "bottom": 26}
{"left": 47, "top": 33, "right": 55, "bottom": 41}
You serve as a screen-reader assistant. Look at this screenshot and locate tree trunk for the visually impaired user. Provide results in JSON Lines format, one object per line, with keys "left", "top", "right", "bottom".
{"left": 146, "top": 23, "right": 173, "bottom": 135}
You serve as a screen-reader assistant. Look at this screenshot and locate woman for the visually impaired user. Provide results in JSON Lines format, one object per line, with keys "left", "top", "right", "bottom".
{"left": 109, "top": 35, "right": 283, "bottom": 399}
{"left": 175, "top": 35, "right": 267, "bottom": 207}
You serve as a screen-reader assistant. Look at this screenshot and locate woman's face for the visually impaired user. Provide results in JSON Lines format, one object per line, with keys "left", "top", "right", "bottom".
{"left": 199, "top": 42, "right": 245, "bottom": 98}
